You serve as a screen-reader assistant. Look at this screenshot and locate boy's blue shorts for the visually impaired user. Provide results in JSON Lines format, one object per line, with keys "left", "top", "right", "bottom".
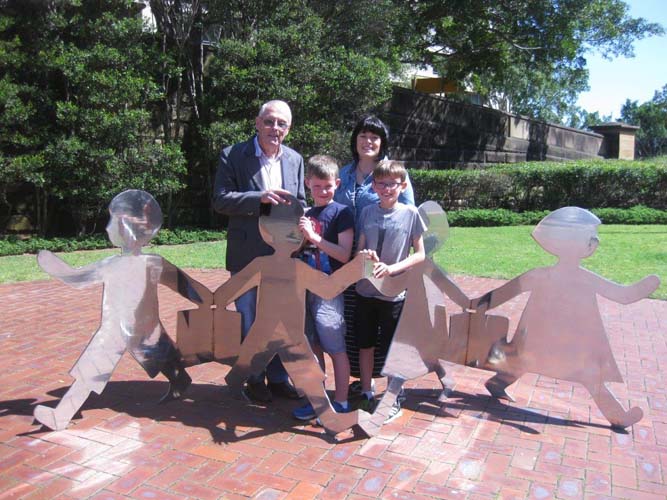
{"left": 305, "top": 292, "right": 346, "bottom": 354}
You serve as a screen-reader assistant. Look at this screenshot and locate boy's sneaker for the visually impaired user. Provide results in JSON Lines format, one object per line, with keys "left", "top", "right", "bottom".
{"left": 384, "top": 400, "right": 403, "bottom": 423}
{"left": 357, "top": 394, "right": 377, "bottom": 413}
{"left": 294, "top": 401, "right": 351, "bottom": 421}
{"left": 332, "top": 401, "right": 351, "bottom": 413}
{"left": 349, "top": 379, "right": 375, "bottom": 398}
{"left": 292, "top": 403, "right": 316, "bottom": 421}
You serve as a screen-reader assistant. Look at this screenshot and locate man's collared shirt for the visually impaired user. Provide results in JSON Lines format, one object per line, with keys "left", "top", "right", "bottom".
{"left": 254, "top": 136, "right": 283, "bottom": 189}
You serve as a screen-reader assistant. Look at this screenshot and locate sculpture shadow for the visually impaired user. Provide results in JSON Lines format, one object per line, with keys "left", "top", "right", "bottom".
{"left": 2, "top": 380, "right": 366, "bottom": 444}
{"left": 399, "top": 388, "right": 626, "bottom": 434}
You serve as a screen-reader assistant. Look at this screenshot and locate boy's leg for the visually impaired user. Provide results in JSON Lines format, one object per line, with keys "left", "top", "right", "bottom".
{"left": 358, "top": 376, "right": 405, "bottom": 437}
{"left": 354, "top": 295, "right": 380, "bottom": 396}
{"left": 311, "top": 294, "right": 349, "bottom": 403}
{"left": 34, "top": 326, "right": 125, "bottom": 431}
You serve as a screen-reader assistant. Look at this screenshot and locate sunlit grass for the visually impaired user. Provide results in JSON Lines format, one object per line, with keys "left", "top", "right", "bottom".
{"left": 1, "top": 226, "right": 665, "bottom": 299}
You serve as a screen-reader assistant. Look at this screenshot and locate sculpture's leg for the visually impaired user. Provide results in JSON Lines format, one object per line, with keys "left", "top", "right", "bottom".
{"left": 584, "top": 381, "right": 643, "bottom": 428}
{"left": 434, "top": 360, "right": 455, "bottom": 402}
{"left": 357, "top": 376, "right": 405, "bottom": 437}
{"left": 484, "top": 372, "right": 519, "bottom": 402}
{"left": 35, "top": 327, "right": 126, "bottom": 431}
{"left": 279, "top": 343, "right": 358, "bottom": 435}
{"left": 34, "top": 380, "right": 93, "bottom": 431}
{"left": 225, "top": 340, "right": 277, "bottom": 395}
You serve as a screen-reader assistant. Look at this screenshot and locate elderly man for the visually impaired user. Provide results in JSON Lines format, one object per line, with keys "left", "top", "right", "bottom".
{"left": 213, "top": 100, "right": 305, "bottom": 402}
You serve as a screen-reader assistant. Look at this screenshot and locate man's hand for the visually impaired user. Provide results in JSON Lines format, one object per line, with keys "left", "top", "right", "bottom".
{"left": 260, "top": 188, "right": 292, "bottom": 205}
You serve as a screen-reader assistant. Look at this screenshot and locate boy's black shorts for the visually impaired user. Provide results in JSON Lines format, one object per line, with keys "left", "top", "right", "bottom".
{"left": 354, "top": 293, "right": 404, "bottom": 350}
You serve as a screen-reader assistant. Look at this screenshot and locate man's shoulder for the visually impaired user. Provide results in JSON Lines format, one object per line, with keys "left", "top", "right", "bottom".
{"left": 280, "top": 143, "right": 303, "bottom": 163}
{"left": 223, "top": 137, "right": 254, "bottom": 157}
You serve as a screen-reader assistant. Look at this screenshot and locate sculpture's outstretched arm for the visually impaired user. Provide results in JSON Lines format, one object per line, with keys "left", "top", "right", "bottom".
{"left": 37, "top": 250, "right": 105, "bottom": 288}
{"left": 471, "top": 272, "right": 532, "bottom": 312}
{"left": 589, "top": 271, "right": 660, "bottom": 304}
{"left": 213, "top": 261, "right": 261, "bottom": 307}
{"left": 159, "top": 258, "right": 213, "bottom": 306}
{"left": 307, "top": 253, "right": 367, "bottom": 300}
{"left": 426, "top": 260, "right": 470, "bottom": 309}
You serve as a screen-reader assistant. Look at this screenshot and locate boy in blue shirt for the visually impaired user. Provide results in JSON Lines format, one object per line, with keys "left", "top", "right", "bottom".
{"left": 293, "top": 155, "right": 355, "bottom": 419}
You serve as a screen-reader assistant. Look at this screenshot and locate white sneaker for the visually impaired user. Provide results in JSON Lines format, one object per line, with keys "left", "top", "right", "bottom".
{"left": 384, "top": 400, "right": 402, "bottom": 423}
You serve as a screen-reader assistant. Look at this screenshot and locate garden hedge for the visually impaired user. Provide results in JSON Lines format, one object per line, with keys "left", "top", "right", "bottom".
{"left": 410, "top": 158, "right": 667, "bottom": 211}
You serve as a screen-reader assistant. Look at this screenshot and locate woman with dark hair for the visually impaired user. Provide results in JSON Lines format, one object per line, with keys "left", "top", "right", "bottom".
{"left": 334, "top": 115, "right": 415, "bottom": 396}
{"left": 334, "top": 115, "right": 414, "bottom": 220}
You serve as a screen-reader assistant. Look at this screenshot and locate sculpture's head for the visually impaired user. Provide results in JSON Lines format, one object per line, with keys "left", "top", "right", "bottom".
{"left": 258, "top": 194, "right": 305, "bottom": 254}
{"left": 532, "top": 207, "right": 600, "bottom": 260}
{"left": 106, "top": 190, "right": 162, "bottom": 253}
{"left": 419, "top": 201, "right": 448, "bottom": 257}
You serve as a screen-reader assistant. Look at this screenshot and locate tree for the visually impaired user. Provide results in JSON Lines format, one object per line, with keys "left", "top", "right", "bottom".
{"left": 620, "top": 85, "right": 667, "bottom": 158}
{"left": 407, "top": 0, "right": 664, "bottom": 122}
{"left": 0, "top": 0, "right": 186, "bottom": 235}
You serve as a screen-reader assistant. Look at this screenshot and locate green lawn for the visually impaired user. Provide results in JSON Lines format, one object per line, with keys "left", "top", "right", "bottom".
{"left": 1, "top": 225, "right": 665, "bottom": 299}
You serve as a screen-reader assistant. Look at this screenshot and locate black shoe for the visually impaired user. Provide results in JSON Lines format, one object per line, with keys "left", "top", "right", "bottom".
{"left": 268, "top": 381, "right": 302, "bottom": 400}
{"left": 243, "top": 380, "right": 273, "bottom": 403}
{"left": 159, "top": 360, "right": 192, "bottom": 404}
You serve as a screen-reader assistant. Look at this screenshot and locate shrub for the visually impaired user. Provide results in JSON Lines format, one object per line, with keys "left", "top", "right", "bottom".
{"left": 410, "top": 158, "right": 667, "bottom": 211}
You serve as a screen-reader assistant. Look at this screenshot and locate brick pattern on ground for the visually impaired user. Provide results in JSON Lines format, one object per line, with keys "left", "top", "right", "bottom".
{"left": 0, "top": 269, "right": 665, "bottom": 499}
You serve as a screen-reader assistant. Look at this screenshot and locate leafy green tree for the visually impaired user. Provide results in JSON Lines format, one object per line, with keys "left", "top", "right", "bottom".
{"left": 408, "top": 0, "right": 664, "bottom": 122}
{"left": 621, "top": 85, "right": 667, "bottom": 157}
{"left": 0, "top": 0, "right": 186, "bottom": 235}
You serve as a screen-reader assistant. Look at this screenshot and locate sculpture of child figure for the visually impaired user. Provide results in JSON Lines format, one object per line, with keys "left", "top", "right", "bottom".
{"left": 34, "top": 189, "right": 212, "bottom": 431}
{"left": 357, "top": 201, "right": 470, "bottom": 435}
{"left": 215, "top": 194, "right": 369, "bottom": 435}
{"left": 472, "top": 207, "right": 659, "bottom": 428}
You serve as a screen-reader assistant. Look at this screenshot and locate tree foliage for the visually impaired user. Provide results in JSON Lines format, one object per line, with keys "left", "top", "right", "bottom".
{"left": 621, "top": 85, "right": 667, "bottom": 158}
{"left": 408, "top": 0, "right": 664, "bottom": 121}
{"left": 0, "top": 0, "right": 186, "bottom": 235}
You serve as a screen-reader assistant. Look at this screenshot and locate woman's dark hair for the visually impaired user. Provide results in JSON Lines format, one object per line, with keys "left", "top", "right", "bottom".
{"left": 350, "top": 115, "right": 389, "bottom": 161}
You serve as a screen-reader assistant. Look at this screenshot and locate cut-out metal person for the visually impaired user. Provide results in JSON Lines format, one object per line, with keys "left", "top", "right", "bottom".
{"left": 214, "top": 194, "right": 369, "bottom": 435}
{"left": 33, "top": 190, "right": 212, "bottom": 431}
{"left": 357, "top": 202, "right": 470, "bottom": 435}
{"left": 471, "top": 207, "right": 659, "bottom": 428}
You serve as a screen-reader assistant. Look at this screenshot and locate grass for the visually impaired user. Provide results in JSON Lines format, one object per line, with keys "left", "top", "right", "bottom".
{"left": 1, "top": 225, "right": 665, "bottom": 299}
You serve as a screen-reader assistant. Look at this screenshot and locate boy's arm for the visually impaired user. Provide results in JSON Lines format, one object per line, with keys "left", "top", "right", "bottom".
{"left": 302, "top": 223, "right": 354, "bottom": 264}
{"left": 372, "top": 234, "right": 426, "bottom": 278}
{"left": 37, "top": 250, "right": 103, "bottom": 288}
{"left": 592, "top": 272, "right": 659, "bottom": 304}
{"left": 159, "top": 258, "right": 213, "bottom": 306}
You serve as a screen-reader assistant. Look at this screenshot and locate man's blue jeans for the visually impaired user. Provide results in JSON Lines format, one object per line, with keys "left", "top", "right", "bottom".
{"left": 234, "top": 287, "right": 289, "bottom": 384}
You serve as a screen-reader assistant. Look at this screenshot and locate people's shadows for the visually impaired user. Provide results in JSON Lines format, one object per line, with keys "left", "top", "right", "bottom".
{"left": 398, "top": 388, "right": 627, "bottom": 434}
{"left": 3, "top": 381, "right": 366, "bottom": 444}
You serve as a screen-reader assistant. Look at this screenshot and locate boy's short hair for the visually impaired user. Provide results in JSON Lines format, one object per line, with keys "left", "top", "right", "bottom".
{"left": 306, "top": 155, "right": 339, "bottom": 180}
{"left": 372, "top": 160, "right": 407, "bottom": 182}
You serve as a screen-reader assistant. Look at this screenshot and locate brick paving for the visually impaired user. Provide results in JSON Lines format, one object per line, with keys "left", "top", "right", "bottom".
{"left": 0, "top": 269, "right": 665, "bottom": 499}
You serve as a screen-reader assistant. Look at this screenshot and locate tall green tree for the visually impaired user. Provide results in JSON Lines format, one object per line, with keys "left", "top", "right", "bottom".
{"left": 621, "top": 85, "right": 667, "bottom": 158}
{"left": 0, "top": 0, "right": 186, "bottom": 235}
{"left": 408, "top": 0, "right": 664, "bottom": 122}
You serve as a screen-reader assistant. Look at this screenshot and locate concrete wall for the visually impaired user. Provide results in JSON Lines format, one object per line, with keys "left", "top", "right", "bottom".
{"left": 378, "top": 87, "right": 604, "bottom": 169}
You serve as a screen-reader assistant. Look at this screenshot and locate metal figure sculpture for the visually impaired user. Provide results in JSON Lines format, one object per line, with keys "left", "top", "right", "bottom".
{"left": 213, "top": 194, "right": 370, "bottom": 435}
{"left": 33, "top": 190, "right": 212, "bottom": 431}
{"left": 471, "top": 207, "right": 659, "bottom": 428}
{"left": 356, "top": 202, "right": 470, "bottom": 435}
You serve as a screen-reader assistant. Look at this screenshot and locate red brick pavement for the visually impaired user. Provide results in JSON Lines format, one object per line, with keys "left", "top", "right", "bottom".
{"left": 0, "top": 270, "right": 665, "bottom": 499}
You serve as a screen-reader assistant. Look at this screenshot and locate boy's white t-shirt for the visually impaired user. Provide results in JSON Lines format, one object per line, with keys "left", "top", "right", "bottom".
{"left": 355, "top": 202, "right": 426, "bottom": 301}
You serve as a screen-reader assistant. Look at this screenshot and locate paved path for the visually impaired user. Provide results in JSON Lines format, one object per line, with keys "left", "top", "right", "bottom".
{"left": 0, "top": 270, "right": 665, "bottom": 499}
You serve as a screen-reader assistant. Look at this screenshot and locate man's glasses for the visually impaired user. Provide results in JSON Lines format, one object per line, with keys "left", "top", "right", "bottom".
{"left": 373, "top": 181, "right": 402, "bottom": 190}
{"left": 262, "top": 118, "right": 289, "bottom": 130}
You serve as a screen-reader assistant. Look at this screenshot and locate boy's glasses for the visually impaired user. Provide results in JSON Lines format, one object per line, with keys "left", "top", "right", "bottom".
{"left": 262, "top": 118, "right": 289, "bottom": 130}
{"left": 373, "top": 181, "right": 402, "bottom": 190}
